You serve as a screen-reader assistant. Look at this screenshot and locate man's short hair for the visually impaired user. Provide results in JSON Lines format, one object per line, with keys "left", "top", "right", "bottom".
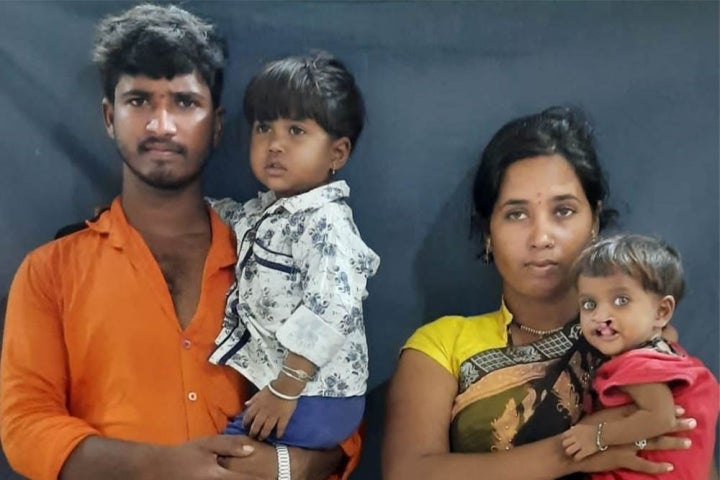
{"left": 93, "top": 4, "right": 227, "bottom": 106}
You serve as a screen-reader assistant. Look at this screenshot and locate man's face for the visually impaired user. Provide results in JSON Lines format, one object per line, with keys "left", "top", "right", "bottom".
{"left": 103, "top": 72, "right": 222, "bottom": 190}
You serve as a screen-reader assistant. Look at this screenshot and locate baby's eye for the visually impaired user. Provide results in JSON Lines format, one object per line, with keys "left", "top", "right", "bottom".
{"left": 613, "top": 296, "right": 629, "bottom": 306}
{"left": 581, "top": 299, "right": 596, "bottom": 311}
{"left": 289, "top": 125, "right": 305, "bottom": 136}
{"left": 255, "top": 122, "right": 270, "bottom": 134}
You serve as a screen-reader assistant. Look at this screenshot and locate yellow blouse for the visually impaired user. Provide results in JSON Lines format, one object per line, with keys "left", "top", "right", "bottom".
{"left": 403, "top": 302, "right": 513, "bottom": 378}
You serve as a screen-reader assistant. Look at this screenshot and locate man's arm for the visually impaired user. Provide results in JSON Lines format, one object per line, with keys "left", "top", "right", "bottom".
{"left": 1, "top": 254, "right": 101, "bottom": 480}
{"left": 219, "top": 433, "right": 357, "bottom": 480}
{"left": 61, "top": 435, "right": 254, "bottom": 480}
{"left": 1, "top": 253, "right": 254, "bottom": 480}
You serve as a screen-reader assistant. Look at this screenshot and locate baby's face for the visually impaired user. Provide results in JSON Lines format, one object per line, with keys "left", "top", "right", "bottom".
{"left": 249, "top": 117, "right": 341, "bottom": 198}
{"left": 577, "top": 271, "right": 668, "bottom": 357}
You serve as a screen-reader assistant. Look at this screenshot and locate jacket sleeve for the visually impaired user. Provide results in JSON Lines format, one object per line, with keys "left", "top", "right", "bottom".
{"left": 1, "top": 253, "right": 100, "bottom": 480}
{"left": 275, "top": 205, "right": 380, "bottom": 367}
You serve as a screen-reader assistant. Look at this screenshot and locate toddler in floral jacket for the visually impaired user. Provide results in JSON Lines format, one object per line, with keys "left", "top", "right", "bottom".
{"left": 209, "top": 52, "right": 379, "bottom": 449}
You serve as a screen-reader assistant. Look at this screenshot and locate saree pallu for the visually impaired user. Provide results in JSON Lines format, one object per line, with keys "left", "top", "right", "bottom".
{"left": 450, "top": 320, "right": 599, "bottom": 480}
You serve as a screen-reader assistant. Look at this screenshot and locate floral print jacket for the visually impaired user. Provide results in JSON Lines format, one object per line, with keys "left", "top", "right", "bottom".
{"left": 208, "top": 181, "right": 380, "bottom": 397}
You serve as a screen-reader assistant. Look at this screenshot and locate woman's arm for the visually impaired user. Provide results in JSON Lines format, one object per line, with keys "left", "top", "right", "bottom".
{"left": 382, "top": 349, "right": 695, "bottom": 480}
{"left": 562, "top": 383, "right": 676, "bottom": 460}
{"left": 382, "top": 349, "right": 575, "bottom": 480}
{"left": 601, "top": 383, "right": 676, "bottom": 445}
{"left": 573, "top": 405, "right": 694, "bottom": 475}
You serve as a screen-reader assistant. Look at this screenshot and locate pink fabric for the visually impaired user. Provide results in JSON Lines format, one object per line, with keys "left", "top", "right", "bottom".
{"left": 591, "top": 346, "right": 719, "bottom": 480}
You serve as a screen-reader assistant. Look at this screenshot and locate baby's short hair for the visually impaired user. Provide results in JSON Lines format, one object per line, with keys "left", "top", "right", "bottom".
{"left": 243, "top": 52, "right": 365, "bottom": 149}
{"left": 574, "top": 234, "right": 685, "bottom": 302}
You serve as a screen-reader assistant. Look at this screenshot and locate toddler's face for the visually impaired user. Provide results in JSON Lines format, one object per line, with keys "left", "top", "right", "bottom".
{"left": 249, "top": 118, "right": 345, "bottom": 197}
{"left": 578, "top": 271, "right": 671, "bottom": 356}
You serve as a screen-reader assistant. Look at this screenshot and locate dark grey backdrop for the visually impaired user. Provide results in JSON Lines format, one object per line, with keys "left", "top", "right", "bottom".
{"left": 0, "top": 1, "right": 717, "bottom": 478}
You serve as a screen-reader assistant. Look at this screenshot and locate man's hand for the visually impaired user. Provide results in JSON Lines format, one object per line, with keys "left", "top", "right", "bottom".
{"left": 146, "top": 435, "right": 255, "bottom": 480}
{"left": 218, "top": 437, "right": 345, "bottom": 480}
{"left": 243, "top": 386, "right": 298, "bottom": 440}
{"left": 60, "top": 435, "right": 255, "bottom": 480}
{"left": 561, "top": 424, "right": 598, "bottom": 460}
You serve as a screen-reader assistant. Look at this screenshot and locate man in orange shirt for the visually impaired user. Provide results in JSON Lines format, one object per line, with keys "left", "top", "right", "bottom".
{"left": 0, "top": 4, "right": 360, "bottom": 480}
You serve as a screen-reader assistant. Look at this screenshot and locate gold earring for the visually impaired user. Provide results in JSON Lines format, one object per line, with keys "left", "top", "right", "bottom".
{"left": 483, "top": 239, "right": 492, "bottom": 264}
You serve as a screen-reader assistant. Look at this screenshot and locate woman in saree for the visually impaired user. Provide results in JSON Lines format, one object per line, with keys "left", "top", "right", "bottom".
{"left": 382, "top": 107, "right": 697, "bottom": 479}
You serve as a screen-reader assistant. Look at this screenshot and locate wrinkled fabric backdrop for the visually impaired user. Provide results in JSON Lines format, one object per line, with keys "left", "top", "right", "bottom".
{"left": 0, "top": 1, "right": 718, "bottom": 478}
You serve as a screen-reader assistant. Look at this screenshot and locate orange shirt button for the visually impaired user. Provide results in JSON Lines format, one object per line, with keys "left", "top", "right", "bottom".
{"left": 188, "top": 392, "right": 198, "bottom": 402}
{"left": 182, "top": 339, "right": 192, "bottom": 349}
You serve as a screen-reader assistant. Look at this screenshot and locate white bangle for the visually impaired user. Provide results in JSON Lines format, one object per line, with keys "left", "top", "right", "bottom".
{"left": 267, "top": 381, "right": 302, "bottom": 401}
{"left": 275, "top": 444, "right": 291, "bottom": 480}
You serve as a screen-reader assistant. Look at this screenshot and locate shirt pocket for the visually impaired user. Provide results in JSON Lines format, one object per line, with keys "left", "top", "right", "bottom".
{"left": 244, "top": 243, "right": 301, "bottom": 325}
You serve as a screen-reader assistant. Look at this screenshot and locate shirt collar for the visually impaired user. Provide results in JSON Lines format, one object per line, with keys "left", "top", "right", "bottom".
{"left": 86, "top": 197, "right": 128, "bottom": 249}
{"left": 86, "top": 196, "right": 236, "bottom": 268}
{"left": 258, "top": 180, "right": 350, "bottom": 215}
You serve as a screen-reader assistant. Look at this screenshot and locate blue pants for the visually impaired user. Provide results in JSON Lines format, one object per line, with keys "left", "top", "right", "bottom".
{"left": 224, "top": 395, "right": 364, "bottom": 449}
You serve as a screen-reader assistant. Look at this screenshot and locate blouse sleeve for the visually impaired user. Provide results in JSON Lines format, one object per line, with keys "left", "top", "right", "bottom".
{"left": 402, "top": 316, "right": 467, "bottom": 378}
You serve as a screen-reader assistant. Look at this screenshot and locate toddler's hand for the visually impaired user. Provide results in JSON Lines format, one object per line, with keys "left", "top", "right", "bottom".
{"left": 561, "top": 424, "right": 599, "bottom": 461}
{"left": 242, "top": 386, "right": 298, "bottom": 441}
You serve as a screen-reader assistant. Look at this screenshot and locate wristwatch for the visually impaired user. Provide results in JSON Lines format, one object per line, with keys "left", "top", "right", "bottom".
{"left": 275, "top": 443, "right": 291, "bottom": 480}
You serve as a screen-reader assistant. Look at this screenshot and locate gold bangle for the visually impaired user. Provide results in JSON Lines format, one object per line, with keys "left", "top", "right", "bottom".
{"left": 595, "top": 422, "right": 609, "bottom": 452}
{"left": 280, "top": 365, "right": 311, "bottom": 383}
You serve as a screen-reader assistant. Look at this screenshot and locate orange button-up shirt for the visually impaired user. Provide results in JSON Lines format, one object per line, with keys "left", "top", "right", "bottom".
{"left": 1, "top": 198, "right": 360, "bottom": 480}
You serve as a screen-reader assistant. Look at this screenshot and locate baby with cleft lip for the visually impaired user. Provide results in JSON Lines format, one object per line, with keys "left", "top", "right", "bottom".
{"left": 561, "top": 234, "right": 718, "bottom": 480}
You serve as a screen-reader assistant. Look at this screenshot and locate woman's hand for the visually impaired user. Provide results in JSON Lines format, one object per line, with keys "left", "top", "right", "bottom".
{"left": 576, "top": 406, "right": 695, "bottom": 474}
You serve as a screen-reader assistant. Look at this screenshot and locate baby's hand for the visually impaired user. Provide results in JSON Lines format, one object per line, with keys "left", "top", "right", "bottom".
{"left": 242, "top": 386, "right": 298, "bottom": 441}
{"left": 561, "top": 424, "right": 599, "bottom": 461}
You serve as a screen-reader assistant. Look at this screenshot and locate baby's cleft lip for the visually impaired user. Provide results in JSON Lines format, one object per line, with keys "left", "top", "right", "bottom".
{"left": 595, "top": 322, "right": 616, "bottom": 337}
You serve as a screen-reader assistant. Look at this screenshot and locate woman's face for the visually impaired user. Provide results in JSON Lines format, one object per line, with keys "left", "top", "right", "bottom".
{"left": 489, "top": 154, "right": 598, "bottom": 301}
